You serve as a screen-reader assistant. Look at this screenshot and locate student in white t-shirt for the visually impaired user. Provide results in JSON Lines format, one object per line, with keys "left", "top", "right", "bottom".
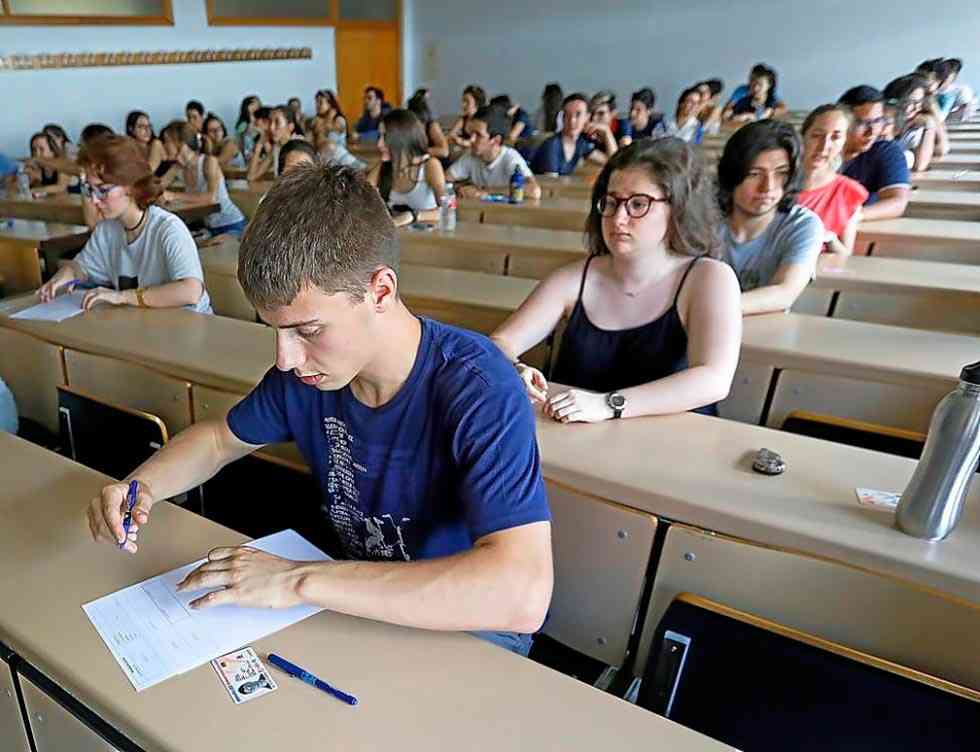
{"left": 37, "top": 135, "right": 212, "bottom": 314}
{"left": 448, "top": 106, "right": 541, "bottom": 199}
{"left": 159, "top": 120, "right": 247, "bottom": 239}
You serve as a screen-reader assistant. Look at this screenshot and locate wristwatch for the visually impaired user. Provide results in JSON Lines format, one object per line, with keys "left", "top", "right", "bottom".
{"left": 606, "top": 392, "right": 626, "bottom": 419}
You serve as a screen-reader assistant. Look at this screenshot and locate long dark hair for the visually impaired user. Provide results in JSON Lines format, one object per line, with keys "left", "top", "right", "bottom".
{"left": 587, "top": 139, "right": 721, "bottom": 259}
{"left": 407, "top": 90, "right": 433, "bottom": 126}
{"left": 541, "top": 82, "right": 563, "bottom": 131}
{"left": 382, "top": 109, "right": 428, "bottom": 170}
{"left": 274, "top": 105, "right": 305, "bottom": 137}
{"left": 316, "top": 89, "right": 345, "bottom": 121}
{"left": 125, "top": 110, "right": 154, "bottom": 140}
{"left": 236, "top": 95, "right": 260, "bottom": 129}
{"left": 717, "top": 120, "right": 802, "bottom": 215}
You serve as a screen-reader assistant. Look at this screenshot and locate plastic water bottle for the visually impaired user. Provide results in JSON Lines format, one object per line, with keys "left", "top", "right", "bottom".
{"left": 509, "top": 167, "right": 525, "bottom": 204}
{"left": 896, "top": 360, "right": 980, "bottom": 540}
{"left": 439, "top": 183, "right": 457, "bottom": 232}
{"left": 16, "top": 165, "right": 31, "bottom": 197}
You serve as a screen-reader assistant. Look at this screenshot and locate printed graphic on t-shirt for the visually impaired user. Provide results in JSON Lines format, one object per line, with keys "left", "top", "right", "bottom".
{"left": 117, "top": 275, "right": 139, "bottom": 290}
{"left": 322, "top": 416, "right": 411, "bottom": 561}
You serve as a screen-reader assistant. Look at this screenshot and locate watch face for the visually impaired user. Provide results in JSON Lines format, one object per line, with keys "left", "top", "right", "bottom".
{"left": 609, "top": 393, "right": 626, "bottom": 409}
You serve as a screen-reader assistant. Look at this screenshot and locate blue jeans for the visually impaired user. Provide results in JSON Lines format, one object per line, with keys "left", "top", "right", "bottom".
{"left": 209, "top": 219, "right": 247, "bottom": 238}
{"left": 471, "top": 630, "right": 534, "bottom": 657}
{"left": 0, "top": 377, "right": 18, "bottom": 434}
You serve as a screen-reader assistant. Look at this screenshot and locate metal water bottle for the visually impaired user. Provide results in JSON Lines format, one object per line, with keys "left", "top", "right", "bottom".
{"left": 896, "top": 360, "right": 980, "bottom": 540}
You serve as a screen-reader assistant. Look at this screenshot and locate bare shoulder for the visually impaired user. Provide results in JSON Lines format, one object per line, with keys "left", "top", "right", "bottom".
{"left": 683, "top": 256, "right": 739, "bottom": 296}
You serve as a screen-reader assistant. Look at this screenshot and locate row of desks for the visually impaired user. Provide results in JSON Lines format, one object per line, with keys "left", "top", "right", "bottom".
{"left": 0, "top": 431, "right": 729, "bottom": 752}
{"left": 2, "top": 302, "right": 980, "bottom": 691}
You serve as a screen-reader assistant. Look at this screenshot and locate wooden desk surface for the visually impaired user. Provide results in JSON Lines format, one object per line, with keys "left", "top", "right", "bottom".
{"left": 399, "top": 264, "right": 536, "bottom": 311}
{"left": 536, "top": 409, "right": 980, "bottom": 608}
{"left": 934, "top": 153, "right": 980, "bottom": 170}
{"left": 814, "top": 254, "right": 980, "bottom": 298}
{"left": 463, "top": 196, "right": 588, "bottom": 216}
{"left": 857, "top": 217, "right": 980, "bottom": 246}
{"left": 948, "top": 141, "right": 980, "bottom": 154}
{"left": 911, "top": 170, "right": 980, "bottom": 191}
{"left": 0, "top": 217, "right": 90, "bottom": 253}
{"left": 400, "top": 221, "right": 585, "bottom": 256}
{"left": 0, "top": 195, "right": 218, "bottom": 227}
{"left": 0, "top": 433, "right": 731, "bottom": 752}
{"left": 741, "top": 312, "right": 975, "bottom": 389}
{"left": 905, "top": 189, "right": 980, "bottom": 220}
{"left": 0, "top": 301, "right": 270, "bottom": 395}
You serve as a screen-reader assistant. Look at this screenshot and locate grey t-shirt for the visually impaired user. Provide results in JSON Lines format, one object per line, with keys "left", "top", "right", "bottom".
{"left": 74, "top": 205, "right": 213, "bottom": 314}
{"left": 721, "top": 205, "right": 823, "bottom": 291}
{"left": 447, "top": 146, "right": 533, "bottom": 188}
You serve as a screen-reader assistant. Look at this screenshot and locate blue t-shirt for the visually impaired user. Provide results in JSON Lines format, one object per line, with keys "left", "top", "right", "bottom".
{"left": 530, "top": 134, "right": 596, "bottom": 175}
{"left": 0, "top": 153, "right": 18, "bottom": 178}
{"left": 841, "top": 139, "right": 910, "bottom": 205}
{"left": 512, "top": 108, "right": 535, "bottom": 139}
{"left": 727, "top": 84, "right": 781, "bottom": 106}
{"left": 227, "top": 318, "right": 550, "bottom": 562}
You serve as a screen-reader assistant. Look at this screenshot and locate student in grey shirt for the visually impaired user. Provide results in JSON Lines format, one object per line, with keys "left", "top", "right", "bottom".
{"left": 448, "top": 106, "right": 541, "bottom": 199}
{"left": 38, "top": 135, "right": 212, "bottom": 314}
{"left": 716, "top": 120, "right": 823, "bottom": 315}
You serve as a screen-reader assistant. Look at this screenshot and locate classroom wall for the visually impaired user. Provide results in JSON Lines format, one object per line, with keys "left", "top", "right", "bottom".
{"left": 0, "top": 0, "right": 335, "bottom": 156}
{"left": 405, "top": 0, "right": 980, "bottom": 121}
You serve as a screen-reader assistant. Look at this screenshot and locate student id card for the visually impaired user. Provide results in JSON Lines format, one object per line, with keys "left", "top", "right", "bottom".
{"left": 855, "top": 488, "right": 901, "bottom": 511}
{"left": 211, "top": 647, "right": 278, "bottom": 704}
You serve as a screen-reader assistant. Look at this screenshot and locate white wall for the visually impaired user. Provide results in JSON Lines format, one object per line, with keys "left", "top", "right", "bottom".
{"left": 406, "top": 0, "right": 980, "bottom": 121}
{"left": 0, "top": 0, "right": 335, "bottom": 155}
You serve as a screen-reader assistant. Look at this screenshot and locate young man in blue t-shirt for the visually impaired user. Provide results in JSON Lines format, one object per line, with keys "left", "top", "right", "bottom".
{"left": 86, "top": 165, "right": 553, "bottom": 655}
{"left": 530, "top": 93, "right": 617, "bottom": 176}
{"left": 838, "top": 85, "right": 911, "bottom": 221}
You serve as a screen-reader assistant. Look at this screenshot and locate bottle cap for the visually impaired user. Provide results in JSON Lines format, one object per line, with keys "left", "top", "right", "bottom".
{"left": 960, "top": 360, "right": 980, "bottom": 385}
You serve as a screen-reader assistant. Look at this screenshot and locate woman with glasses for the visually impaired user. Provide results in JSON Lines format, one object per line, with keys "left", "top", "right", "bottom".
{"left": 125, "top": 111, "right": 166, "bottom": 174}
{"left": 37, "top": 135, "right": 211, "bottom": 314}
{"left": 797, "top": 105, "right": 867, "bottom": 256}
{"left": 491, "top": 139, "right": 741, "bottom": 422}
{"left": 160, "top": 120, "right": 246, "bottom": 240}
{"left": 202, "top": 113, "right": 245, "bottom": 168}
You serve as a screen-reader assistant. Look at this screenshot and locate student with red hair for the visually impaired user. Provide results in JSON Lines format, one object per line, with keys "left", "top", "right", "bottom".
{"left": 38, "top": 135, "right": 212, "bottom": 314}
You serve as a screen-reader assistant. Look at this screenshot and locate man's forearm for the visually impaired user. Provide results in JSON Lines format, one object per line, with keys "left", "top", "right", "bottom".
{"left": 740, "top": 283, "right": 802, "bottom": 315}
{"left": 859, "top": 195, "right": 907, "bottom": 221}
{"left": 291, "top": 526, "right": 553, "bottom": 633}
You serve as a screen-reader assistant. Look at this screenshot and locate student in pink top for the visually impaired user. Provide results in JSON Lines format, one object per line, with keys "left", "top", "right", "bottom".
{"left": 797, "top": 105, "right": 868, "bottom": 256}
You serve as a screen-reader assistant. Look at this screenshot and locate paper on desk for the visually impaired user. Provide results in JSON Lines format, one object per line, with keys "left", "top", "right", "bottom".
{"left": 82, "top": 530, "right": 330, "bottom": 692}
{"left": 10, "top": 290, "right": 85, "bottom": 322}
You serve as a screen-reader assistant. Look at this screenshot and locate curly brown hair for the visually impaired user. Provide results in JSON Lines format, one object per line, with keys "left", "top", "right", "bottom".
{"left": 586, "top": 138, "right": 721, "bottom": 259}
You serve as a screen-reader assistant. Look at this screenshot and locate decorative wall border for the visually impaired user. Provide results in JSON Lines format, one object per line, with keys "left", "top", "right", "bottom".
{"left": 0, "top": 47, "right": 312, "bottom": 72}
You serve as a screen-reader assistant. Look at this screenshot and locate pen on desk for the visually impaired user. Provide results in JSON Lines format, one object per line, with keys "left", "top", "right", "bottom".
{"left": 119, "top": 480, "right": 138, "bottom": 549}
{"left": 268, "top": 653, "right": 358, "bottom": 706}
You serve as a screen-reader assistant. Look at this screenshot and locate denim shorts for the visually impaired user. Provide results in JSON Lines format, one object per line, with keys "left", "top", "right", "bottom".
{"left": 208, "top": 219, "right": 247, "bottom": 238}
{"left": 470, "top": 630, "right": 534, "bottom": 657}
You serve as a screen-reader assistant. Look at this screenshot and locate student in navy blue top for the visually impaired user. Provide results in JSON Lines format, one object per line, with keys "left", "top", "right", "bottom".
{"left": 352, "top": 86, "right": 390, "bottom": 143}
{"left": 838, "top": 85, "right": 911, "bottom": 221}
{"left": 531, "top": 93, "right": 617, "bottom": 175}
{"left": 723, "top": 65, "right": 783, "bottom": 126}
{"left": 489, "top": 94, "right": 536, "bottom": 143}
{"left": 620, "top": 88, "right": 663, "bottom": 145}
{"left": 85, "top": 164, "right": 553, "bottom": 656}
{"left": 492, "top": 139, "right": 741, "bottom": 421}
{"left": 726, "top": 64, "right": 785, "bottom": 117}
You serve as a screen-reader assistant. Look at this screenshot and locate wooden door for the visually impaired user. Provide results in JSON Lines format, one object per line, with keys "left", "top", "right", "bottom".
{"left": 335, "top": 26, "right": 400, "bottom": 127}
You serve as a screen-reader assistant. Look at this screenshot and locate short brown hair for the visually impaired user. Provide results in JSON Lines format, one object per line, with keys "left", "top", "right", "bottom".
{"left": 587, "top": 138, "right": 721, "bottom": 259}
{"left": 78, "top": 134, "right": 163, "bottom": 209}
{"left": 238, "top": 163, "right": 399, "bottom": 309}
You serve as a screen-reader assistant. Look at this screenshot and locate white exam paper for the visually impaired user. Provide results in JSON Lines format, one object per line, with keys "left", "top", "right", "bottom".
{"left": 82, "top": 530, "right": 330, "bottom": 692}
{"left": 10, "top": 290, "right": 86, "bottom": 322}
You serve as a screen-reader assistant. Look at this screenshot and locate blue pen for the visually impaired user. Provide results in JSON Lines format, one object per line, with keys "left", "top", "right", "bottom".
{"left": 268, "top": 653, "right": 358, "bottom": 706}
{"left": 119, "top": 480, "right": 138, "bottom": 549}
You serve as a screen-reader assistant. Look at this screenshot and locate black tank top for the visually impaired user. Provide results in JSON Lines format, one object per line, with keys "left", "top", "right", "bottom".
{"left": 550, "top": 254, "right": 717, "bottom": 416}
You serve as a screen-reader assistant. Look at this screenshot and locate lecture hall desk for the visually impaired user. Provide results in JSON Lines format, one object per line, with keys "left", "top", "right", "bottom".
{"left": 0, "top": 218, "right": 90, "bottom": 294}
{"left": 805, "top": 254, "right": 980, "bottom": 334}
{"left": 946, "top": 140, "right": 980, "bottom": 154}
{"left": 4, "top": 305, "right": 980, "bottom": 692}
{"left": 458, "top": 196, "right": 589, "bottom": 232}
{"left": 0, "top": 432, "right": 734, "bottom": 752}
{"left": 933, "top": 153, "right": 980, "bottom": 171}
{"left": 0, "top": 194, "right": 218, "bottom": 227}
{"left": 856, "top": 217, "right": 980, "bottom": 263}
{"left": 911, "top": 169, "right": 980, "bottom": 191}
{"left": 904, "top": 189, "right": 980, "bottom": 221}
